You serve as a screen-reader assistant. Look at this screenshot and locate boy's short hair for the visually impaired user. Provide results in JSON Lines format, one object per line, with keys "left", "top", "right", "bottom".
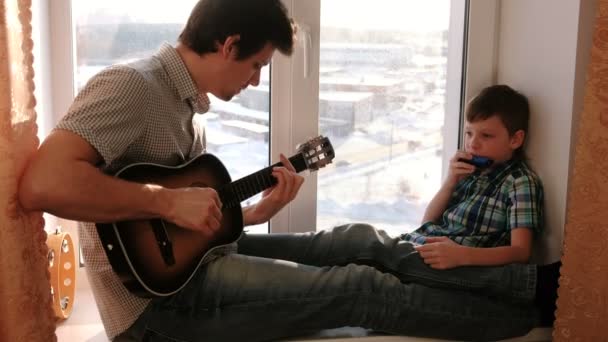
{"left": 178, "top": 0, "right": 295, "bottom": 60}
{"left": 466, "top": 85, "right": 530, "bottom": 160}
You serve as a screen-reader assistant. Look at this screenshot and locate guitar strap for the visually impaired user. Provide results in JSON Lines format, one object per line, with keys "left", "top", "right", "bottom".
{"left": 150, "top": 219, "right": 176, "bottom": 266}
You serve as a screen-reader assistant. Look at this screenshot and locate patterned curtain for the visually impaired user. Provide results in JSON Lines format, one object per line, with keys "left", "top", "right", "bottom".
{"left": 0, "top": 0, "right": 56, "bottom": 341}
{"left": 554, "top": 0, "right": 608, "bottom": 340}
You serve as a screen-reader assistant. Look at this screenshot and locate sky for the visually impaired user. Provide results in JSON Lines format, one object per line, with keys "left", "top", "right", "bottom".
{"left": 321, "top": 0, "right": 450, "bottom": 31}
{"left": 74, "top": 0, "right": 451, "bottom": 32}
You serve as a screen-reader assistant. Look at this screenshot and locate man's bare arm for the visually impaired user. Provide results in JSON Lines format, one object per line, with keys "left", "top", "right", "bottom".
{"left": 19, "top": 130, "right": 222, "bottom": 235}
{"left": 19, "top": 130, "right": 171, "bottom": 221}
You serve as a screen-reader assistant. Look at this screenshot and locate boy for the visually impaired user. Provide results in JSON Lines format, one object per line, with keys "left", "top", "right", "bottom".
{"left": 409, "top": 84, "right": 544, "bottom": 270}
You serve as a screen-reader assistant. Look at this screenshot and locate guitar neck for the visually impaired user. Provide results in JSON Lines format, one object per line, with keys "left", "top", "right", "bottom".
{"left": 219, "top": 153, "right": 308, "bottom": 209}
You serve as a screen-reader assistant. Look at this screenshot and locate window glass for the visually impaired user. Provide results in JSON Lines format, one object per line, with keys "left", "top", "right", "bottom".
{"left": 317, "top": 0, "right": 452, "bottom": 236}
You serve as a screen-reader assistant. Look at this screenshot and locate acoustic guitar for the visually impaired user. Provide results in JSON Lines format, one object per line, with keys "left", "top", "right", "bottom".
{"left": 96, "top": 136, "right": 334, "bottom": 297}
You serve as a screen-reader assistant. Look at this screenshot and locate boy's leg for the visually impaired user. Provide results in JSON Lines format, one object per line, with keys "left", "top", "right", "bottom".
{"left": 238, "top": 223, "right": 536, "bottom": 302}
{"left": 123, "top": 253, "right": 538, "bottom": 342}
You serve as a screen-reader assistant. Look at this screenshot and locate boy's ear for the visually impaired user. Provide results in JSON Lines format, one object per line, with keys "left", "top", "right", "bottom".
{"left": 220, "top": 35, "right": 240, "bottom": 59}
{"left": 510, "top": 130, "right": 525, "bottom": 150}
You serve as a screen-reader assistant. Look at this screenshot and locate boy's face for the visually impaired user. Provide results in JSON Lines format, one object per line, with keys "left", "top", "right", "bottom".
{"left": 215, "top": 40, "right": 275, "bottom": 101}
{"left": 464, "top": 115, "right": 524, "bottom": 164}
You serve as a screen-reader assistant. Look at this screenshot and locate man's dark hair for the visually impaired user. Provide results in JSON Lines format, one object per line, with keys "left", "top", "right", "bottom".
{"left": 179, "top": 0, "right": 295, "bottom": 60}
{"left": 466, "top": 84, "right": 530, "bottom": 161}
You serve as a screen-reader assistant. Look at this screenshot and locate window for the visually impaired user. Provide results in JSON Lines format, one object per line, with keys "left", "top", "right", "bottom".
{"left": 281, "top": 0, "right": 491, "bottom": 235}
{"left": 315, "top": 0, "right": 452, "bottom": 236}
{"left": 37, "top": 0, "right": 497, "bottom": 235}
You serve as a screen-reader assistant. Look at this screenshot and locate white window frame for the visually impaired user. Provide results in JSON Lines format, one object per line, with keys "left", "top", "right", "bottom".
{"left": 39, "top": 0, "right": 74, "bottom": 136}
{"left": 35, "top": 0, "right": 498, "bottom": 233}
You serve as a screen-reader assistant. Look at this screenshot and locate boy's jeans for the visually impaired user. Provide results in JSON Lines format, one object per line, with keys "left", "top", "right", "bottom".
{"left": 119, "top": 223, "right": 539, "bottom": 341}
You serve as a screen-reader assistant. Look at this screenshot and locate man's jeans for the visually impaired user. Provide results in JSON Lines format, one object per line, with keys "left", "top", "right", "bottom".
{"left": 119, "top": 223, "right": 539, "bottom": 341}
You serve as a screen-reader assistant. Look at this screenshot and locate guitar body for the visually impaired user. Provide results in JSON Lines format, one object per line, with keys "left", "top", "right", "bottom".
{"left": 96, "top": 154, "right": 243, "bottom": 297}
{"left": 96, "top": 136, "right": 334, "bottom": 298}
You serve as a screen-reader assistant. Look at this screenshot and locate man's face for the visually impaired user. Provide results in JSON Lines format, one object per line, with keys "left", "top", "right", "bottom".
{"left": 464, "top": 115, "right": 524, "bottom": 163}
{"left": 216, "top": 42, "right": 275, "bottom": 101}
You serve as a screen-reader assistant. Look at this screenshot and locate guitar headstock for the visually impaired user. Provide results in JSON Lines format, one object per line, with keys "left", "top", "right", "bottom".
{"left": 296, "top": 135, "right": 335, "bottom": 171}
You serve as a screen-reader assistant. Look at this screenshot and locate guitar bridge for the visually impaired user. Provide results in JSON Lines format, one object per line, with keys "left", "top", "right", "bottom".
{"left": 150, "top": 219, "right": 176, "bottom": 266}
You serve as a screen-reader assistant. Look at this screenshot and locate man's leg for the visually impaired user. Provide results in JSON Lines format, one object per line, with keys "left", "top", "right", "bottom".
{"left": 123, "top": 253, "right": 539, "bottom": 342}
{"left": 238, "top": 223, "right": 536, "bottom": 302}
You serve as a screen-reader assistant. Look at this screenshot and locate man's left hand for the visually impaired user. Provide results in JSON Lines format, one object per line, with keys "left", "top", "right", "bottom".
{"left": 243, "top": 153, "right": 304, "bottom": 225}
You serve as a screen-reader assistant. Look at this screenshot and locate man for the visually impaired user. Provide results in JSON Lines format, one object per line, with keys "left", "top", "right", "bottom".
{"left": 20, "top": 0, "right": 555, "bottom": 341}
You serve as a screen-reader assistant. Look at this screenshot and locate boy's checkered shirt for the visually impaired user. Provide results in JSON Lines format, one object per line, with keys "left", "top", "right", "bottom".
{"left": 402, "top": 160, "right": 543, "bottom": 247}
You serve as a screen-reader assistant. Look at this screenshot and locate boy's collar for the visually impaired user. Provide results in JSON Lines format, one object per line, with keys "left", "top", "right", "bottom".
{"left": 474, "top": 158, "right": 518, "bottom": 180}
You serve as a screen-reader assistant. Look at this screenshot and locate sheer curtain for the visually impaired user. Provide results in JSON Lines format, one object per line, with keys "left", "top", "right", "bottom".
{"left": 0, "top": 0, "right": 56, "bottom": 341}
{"left": 555, "top": 0, "right": 608, "bottom": 340}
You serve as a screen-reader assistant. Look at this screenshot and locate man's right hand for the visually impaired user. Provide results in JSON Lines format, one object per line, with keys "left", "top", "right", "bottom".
{"left": 19, "top": 130, "right": 224, "bottom": 234}
{"left": 163, "top": 187, "right": 223, "bottom": 238}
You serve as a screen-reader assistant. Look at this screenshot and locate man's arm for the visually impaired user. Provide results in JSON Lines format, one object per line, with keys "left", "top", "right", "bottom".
{"left": 19, "top": 130, "right": 223, "bottom": 236}
{"left": 415, "top": 228, "right": 533, "bottom": 269}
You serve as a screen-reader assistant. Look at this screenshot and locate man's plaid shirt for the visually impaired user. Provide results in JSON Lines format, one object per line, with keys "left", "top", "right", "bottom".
{"left": 402, "top": 159, "right": 544, "bottom": 247}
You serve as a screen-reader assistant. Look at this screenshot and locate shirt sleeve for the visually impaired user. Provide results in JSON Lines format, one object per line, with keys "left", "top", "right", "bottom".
{"left": 507, "top": 172, "right": 544, "bottom": 234}
{"left": 55, "top": 65, "right": 149, "bottom": 167}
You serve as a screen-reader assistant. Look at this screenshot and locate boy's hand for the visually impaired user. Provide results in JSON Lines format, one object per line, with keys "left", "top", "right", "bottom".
{"left": 446, "top": 151, "right": 476, "bottom": 185}
{"left": 415, "top": 236, "right": 464, "bottom": 269}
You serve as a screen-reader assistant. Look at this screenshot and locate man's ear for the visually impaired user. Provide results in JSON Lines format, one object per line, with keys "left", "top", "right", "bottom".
{"left": 220, "top": 35, "right": 240, "bottom": 59}
{"left": 510, "top": 130, "right": 525, "bottom": 149}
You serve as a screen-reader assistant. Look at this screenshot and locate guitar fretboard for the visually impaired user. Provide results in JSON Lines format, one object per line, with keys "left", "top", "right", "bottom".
{"left": 218, "top": 153, "right": 308, "bottom": 209}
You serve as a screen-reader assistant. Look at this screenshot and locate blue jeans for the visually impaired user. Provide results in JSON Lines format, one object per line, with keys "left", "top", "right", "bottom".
{"left": 119, "top": 223, "right": 539, "bottom": 341}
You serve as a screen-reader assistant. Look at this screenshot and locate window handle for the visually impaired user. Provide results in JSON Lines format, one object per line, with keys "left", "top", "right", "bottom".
{"left": 298, "top": 24, "right": 312, "bottom": 78}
